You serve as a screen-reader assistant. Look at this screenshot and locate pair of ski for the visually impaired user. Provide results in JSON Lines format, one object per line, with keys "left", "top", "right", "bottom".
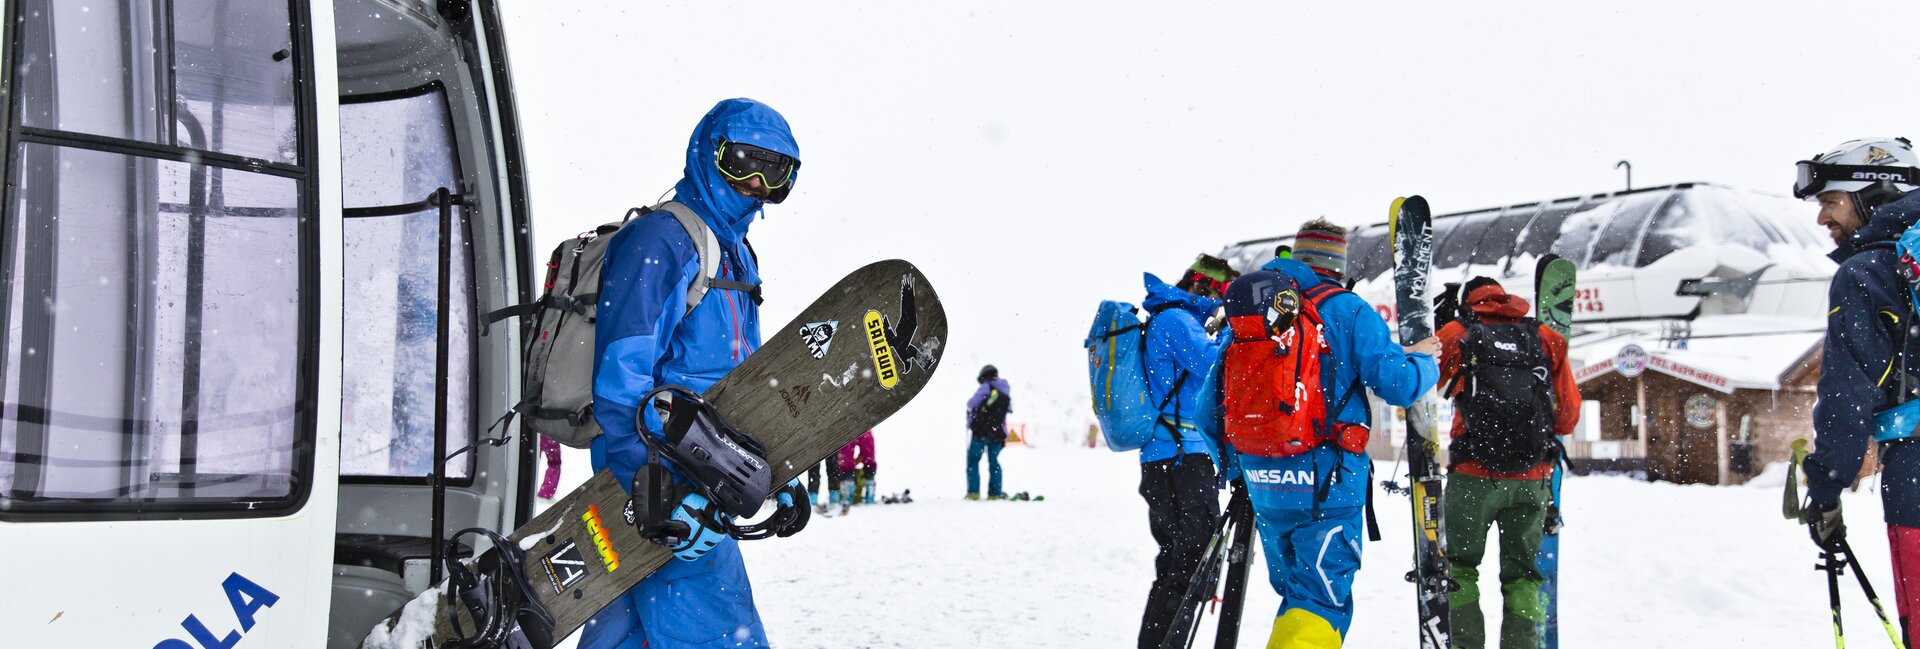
{"left": 1390, "top": 196, "right": 1575, "bottom": 649}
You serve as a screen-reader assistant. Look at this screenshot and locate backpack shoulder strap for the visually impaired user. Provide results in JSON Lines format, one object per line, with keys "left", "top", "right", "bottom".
{"left": 656, "top": 201, "right": 723, "bottom": 312}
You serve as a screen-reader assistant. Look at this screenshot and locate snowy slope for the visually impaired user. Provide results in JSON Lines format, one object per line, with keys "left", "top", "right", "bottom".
{"left": 540, "top": 441, "right": 1893, "bottom": 648}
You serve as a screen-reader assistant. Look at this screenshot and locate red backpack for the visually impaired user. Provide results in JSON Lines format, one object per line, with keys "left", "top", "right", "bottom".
{"left": 1221, "top": 281, "right": 1367, "bottom": 457}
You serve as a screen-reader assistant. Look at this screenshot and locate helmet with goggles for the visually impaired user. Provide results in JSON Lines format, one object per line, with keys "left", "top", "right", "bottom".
{"left": 1793, "top": 137, "right": 1920, "bottom": 212}
{"left": 715, "top": 139, "right": 801, "bottom": 203}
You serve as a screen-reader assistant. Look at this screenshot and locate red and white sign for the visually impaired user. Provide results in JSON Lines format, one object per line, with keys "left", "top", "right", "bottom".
{"left": 1574, "top": 358, "right": 1616, "bottom": 383}
{"left": 1647, "top": 355, "right": 1734, "bottom": 394}
{"left": 1570, "top": 347, "right": 1736, "bottom": 394}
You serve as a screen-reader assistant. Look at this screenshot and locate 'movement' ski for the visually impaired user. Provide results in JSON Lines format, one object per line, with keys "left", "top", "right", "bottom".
{"left": 1533, "top": 254, "right": 1575, "bottom": 649}
{"left": 1391, "top": 195, "right": 1452, "bottom": 649}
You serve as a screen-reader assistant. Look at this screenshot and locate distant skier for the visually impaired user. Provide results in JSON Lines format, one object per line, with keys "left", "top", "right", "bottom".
{"left": 1435, "top": 278, "right": 1581, "bottom": 649}
{"left": 966, "top": 365, "right": 1012, "bottom": 500}
{"left": 1197, "top": 219, "right": 1439, "bottom": 648}
{"left": 836, "top": 429, "right": 878, "bottom": 513}
{"left": 1133, "top": 255, "right": 1236, "bottom": 649}
{"left": 1796, "top": 137, "right": 1920, "bottom": 646}
{"left": 586, "top": 98, "right": 803, "bottom": 649}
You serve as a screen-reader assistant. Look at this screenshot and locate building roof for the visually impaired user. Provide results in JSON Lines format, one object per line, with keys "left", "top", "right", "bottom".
{"left": 1568, "top": 314, "right": 1823, "bottom": 393}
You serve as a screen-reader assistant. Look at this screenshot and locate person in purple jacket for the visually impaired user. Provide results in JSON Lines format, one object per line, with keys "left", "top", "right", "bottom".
{"left": 966, "top": 365, "right": 1013, "bottom": 500}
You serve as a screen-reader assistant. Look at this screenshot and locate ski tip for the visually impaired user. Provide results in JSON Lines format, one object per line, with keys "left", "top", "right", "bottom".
{"left": 1387, "top": 196, "right": 1407, "bottom": 261}
{"left": 1403, "top": 195, "right": 1429, "bottom": 213}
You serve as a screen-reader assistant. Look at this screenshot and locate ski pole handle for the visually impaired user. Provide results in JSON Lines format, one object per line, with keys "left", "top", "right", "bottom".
{"left": 1785, "top": 439, "right": 1809, "bottom": 520}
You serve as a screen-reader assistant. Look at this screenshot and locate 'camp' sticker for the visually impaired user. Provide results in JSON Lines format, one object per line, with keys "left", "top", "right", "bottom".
{"left": 864, "top": 310, "right": 900, "bottom": 390}
{"left": 800, "top": 320, "right": 838, "bottom": 359}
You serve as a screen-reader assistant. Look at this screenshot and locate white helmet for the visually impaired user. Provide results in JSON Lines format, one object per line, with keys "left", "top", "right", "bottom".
{"left": 1794, "top": 137, "right": 1920, "bottom": 209}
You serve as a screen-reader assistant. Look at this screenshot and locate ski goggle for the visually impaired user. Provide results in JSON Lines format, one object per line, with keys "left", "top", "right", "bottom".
{"left": 714, "top": 140, "right": 800, "bottom": 203}
{"left": 1793, "top": 160, "right": 1920, "bottom": 200}
{"left": 1184, "top": 269, "right": 1229, "bottom": 297}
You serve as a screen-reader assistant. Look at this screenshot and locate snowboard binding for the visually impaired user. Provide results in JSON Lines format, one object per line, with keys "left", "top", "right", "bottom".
{"left": 627, "top": 385, "right": 811, "bottom": 545}
{"left": 441, "top": 528, "right": 555, "bottom": 649}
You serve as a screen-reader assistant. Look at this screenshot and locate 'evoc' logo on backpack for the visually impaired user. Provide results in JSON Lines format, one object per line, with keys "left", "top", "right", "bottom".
{"left": 1494, "top": 341, "right": 1519, "bottom": 352}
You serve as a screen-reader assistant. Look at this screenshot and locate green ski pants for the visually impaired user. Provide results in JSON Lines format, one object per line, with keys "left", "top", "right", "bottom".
{"left": 1443, "top": 472, "right": 1551, "bottom": 649}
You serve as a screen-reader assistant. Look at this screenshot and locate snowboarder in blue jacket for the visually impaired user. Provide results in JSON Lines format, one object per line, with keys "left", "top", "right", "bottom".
{"left": 1196, "top": 219, "right": 1439, "bottom": 648}
{"left": 585, "top": 98, "right": 801, "bottom": 649}
{"left": 1134, "top": 255, "right": 1235, "bottom": 649}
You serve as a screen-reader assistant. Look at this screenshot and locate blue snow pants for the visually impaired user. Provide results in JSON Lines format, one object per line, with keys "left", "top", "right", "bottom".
{"left": 966, "top": 435, "right": 1005, "bottom": 497}
{"left": 581, "top": 445, "right": 769, "bottom": 649}
{"left": 1240, "top": 448, "right": 1369, "bottom": 639}
{"left": 1251, "top": 504, "right": 1366, "bottom": 637}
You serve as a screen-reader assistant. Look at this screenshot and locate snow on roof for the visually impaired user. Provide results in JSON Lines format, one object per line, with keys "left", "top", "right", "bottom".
{"left": 1568, "top": 313, "right": 1823, "bottom": 392}
{"left": 1219, "top": 183, "right": 1829, "bottom": 282}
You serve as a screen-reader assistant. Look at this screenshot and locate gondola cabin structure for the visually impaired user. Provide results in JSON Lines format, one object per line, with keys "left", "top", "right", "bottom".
{"left": 0, "top": 2, "right": 546, "bottom": 648}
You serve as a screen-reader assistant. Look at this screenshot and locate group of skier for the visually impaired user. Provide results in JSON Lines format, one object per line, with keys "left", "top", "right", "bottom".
{"left": 524, "top": 83, "right": 1920, "bottom": 649}
{"left": 1097, "top": 213, "right": 1585, "bottom": 649}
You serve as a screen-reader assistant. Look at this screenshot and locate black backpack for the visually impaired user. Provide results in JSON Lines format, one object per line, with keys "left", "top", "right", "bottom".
{"left": 970, "top": 389, "right": 1012, "bottom": 441}
{"left": 1448, "top": 320, "right": 1557, "bottom": 473}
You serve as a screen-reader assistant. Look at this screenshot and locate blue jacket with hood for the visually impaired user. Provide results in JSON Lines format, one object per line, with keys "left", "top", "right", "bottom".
{"left": 1140, "top": 273, "right": 1226, "bottom": 464}
{"left": 1194, "top": 258, "right": 1438, "bottom": 510}
{"left": 585, "top": 98, "right": 797, "bottom": 649}
{"left": 1807, "top": 189, "right": 1920, "bottom": 528}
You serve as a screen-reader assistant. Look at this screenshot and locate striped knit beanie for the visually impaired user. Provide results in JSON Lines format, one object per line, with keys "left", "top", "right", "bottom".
{"left": 1292, "top": 218, "right": 1348, "bottom": 278}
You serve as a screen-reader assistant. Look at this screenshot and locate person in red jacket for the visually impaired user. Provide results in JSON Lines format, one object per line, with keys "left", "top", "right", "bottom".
{"left": 1436, "top": 277, "right": 1581, "bottom": 649}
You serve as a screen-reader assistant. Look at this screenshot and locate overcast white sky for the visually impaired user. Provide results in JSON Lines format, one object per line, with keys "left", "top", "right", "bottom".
{"left": 499, "top": 0, "right": 1920, "bottom": 436}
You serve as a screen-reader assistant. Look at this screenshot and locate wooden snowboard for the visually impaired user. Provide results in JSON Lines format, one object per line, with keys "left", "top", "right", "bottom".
{"left": 362, "top": 259, "right": 947, "bottom": 648}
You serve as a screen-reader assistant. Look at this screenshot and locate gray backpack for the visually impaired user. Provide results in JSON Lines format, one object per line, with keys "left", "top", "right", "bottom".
{"left": 489, "top": 201, "right": 761, "bottom": 448}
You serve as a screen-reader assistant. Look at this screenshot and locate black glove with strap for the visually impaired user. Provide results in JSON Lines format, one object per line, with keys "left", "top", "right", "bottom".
{"left": 1805, "top": 499, "right": 1846, "bottom": 553}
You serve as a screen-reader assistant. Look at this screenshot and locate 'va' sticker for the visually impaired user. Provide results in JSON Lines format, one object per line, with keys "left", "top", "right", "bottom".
{"left": 800, "top": 320, "right": 838, "bottom": 359}
{"left": 541, "top": 539, "right": 588, "bottom": 594}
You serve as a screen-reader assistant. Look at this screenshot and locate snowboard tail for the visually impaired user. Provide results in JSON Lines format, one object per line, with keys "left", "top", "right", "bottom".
{"left": 362, "top": 259, "right": 948, "bottom": 649}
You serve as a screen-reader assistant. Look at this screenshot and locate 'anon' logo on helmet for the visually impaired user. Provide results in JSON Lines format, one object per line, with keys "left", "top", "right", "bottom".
{"left": 1851, "top": 171, "right": 1908, "bottom": 182}
{"left": 1866, "top": 146, "right": 1896, "bottom": 165}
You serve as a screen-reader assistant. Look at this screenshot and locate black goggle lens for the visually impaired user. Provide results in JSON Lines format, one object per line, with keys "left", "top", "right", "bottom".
{"left": 716, "top": 140, "right": 800, "bottom": 203}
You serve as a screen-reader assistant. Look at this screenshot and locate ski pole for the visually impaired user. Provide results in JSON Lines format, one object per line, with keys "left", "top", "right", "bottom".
{"left": 1160, "top": 488, "right": 1244, "bottom": 649}
{"left": 1823, "top": 549, "right": 1846, "bottom": 649}
{"left": 1215, "top": 483, "right": 1256, "bottom": 648}
{"left": 1841, "top": 539, "right": 1909, "bottom": 649}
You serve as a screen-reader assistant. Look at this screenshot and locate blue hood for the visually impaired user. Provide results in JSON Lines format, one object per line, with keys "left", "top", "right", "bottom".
{"left": 1141, "top": 273, "right": 1219, "bottom": 319}
{"left": 1832, "top": 190, "right": 1920, "bottom": 263}
{"left": 673, "top": 98, "right": 800, "bottom": 243}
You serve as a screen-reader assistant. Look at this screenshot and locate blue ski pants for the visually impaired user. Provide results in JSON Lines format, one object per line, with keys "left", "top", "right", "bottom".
{"left": 1249, "top": 503, "right": 1366, "bottom": 639}
{"left": 966, "top": 436, "right": 1005, "bottom": 496}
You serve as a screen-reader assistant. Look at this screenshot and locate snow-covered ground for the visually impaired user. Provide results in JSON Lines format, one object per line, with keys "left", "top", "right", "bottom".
{"left": 541, "top": 438, "right": 1899, "bottom": 648}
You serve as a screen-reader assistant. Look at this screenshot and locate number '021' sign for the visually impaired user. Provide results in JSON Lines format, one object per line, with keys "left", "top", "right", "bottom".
{"left": 152, "top": 572, "right": 279, "bottom": 649}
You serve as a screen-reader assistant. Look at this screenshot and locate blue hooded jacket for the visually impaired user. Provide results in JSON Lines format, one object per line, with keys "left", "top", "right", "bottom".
{"left": 1807, "top": 189, "right": 1920, "bottom": 527}
{"left": 592, "top": 98, "right": 799, "bottom": 492}
{"left": 1140, "top": 273, "right": 1225, "bottom": 463}
{"left": 582, "top": 98, "right": 797, "bottom": 649}
{"left": 1194, "top": 258, "right": 1438, "bottom": 509}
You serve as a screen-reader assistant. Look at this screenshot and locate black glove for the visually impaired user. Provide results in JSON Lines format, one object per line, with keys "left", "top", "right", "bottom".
{"left": 1435, "top": 282, "right": 1462, "bottom": 329}
{"left": 1805, "top": 500, "right": 1846, "bottom": 552}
